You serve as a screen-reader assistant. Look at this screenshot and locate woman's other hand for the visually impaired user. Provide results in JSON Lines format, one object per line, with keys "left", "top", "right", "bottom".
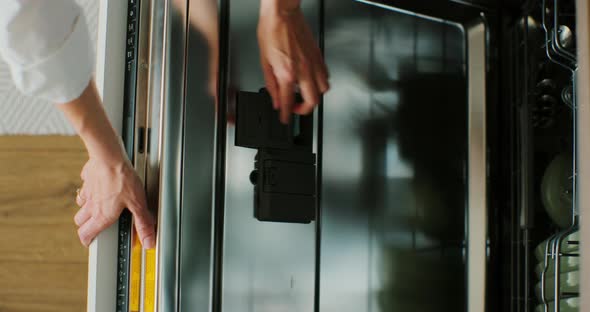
{"left": 257, "top": 0, "right": 330, "bottom": 124}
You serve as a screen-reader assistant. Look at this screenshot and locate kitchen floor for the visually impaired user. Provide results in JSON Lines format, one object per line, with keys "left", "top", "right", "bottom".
{"left": 0, "top": 136, "right": 87, "bottom": 312}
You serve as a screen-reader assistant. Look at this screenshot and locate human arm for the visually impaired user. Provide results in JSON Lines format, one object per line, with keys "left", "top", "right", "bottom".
{"left": 0, "top": 0, "right": 155, "bottom": 248}
{"left": 60, "top": 81, "right": 155, "bottom": 248}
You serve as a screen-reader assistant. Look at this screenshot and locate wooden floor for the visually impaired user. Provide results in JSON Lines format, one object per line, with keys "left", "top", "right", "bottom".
{"left": 0, "top": 136, "right": 88, "bottom": 312}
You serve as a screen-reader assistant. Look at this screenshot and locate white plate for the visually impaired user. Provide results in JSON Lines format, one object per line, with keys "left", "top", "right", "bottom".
{"left": 535, "top": 297, "right": 579, "bottom": 312}
{"left": 535, "top": 271, "right": 579, "bottom": 302}
{"left": 541, "top": 153, "right": 573, "bottom": 228}
{"left": 535, "top": 255, "right": 579, "bottom": 277}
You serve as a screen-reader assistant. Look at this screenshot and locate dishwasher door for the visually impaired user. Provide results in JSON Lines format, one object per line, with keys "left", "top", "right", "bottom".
{"left": 318, "top": 1, "right": 489, "bottom": 312}
{"left": 105, "top": 1, "right": 492, "bottom": 311}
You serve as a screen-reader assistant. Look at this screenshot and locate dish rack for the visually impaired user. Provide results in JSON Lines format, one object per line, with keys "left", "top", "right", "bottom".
{"left": 538, "top": 0, "right": 579, "bottom": 311}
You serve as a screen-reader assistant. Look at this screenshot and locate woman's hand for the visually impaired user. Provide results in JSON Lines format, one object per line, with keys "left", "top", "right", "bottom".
{"left": 257, "top": 0, "right": 330, "bottom": 124}
{"left": 57, "top": 81, "right": 155, "bottom": 248}
{"left": 74, "top": 157, "right": 155, "bottom": 248}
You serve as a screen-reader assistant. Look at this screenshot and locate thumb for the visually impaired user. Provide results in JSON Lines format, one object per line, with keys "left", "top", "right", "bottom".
{"left": 130, "top": 203, "right": 156, "bottom": 249}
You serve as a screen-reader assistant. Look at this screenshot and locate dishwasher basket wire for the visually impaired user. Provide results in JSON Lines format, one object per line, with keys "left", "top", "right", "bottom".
{"left": 539, "top": 0, "right": 579, "bottom": 311}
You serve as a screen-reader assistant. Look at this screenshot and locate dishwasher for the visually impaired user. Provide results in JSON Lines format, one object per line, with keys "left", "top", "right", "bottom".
{"left": 86, "top": 0, "right": 588, "bottom": 311}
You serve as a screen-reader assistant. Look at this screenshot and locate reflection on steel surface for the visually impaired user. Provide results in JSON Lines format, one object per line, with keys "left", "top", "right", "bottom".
{"left": 321, "top": 1, "right": 469, "bottom": 311}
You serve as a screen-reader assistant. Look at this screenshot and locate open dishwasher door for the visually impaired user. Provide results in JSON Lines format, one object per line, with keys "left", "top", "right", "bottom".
{"left": 89, "top": 0, "right": 493, "bottom": 311}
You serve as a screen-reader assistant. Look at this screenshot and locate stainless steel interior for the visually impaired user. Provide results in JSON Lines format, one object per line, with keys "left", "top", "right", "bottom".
{"left": 319, "top": 1, "right": 472, "bottom": 311}
{"left": 148, "top": 0, "right": 487, "bottom": 311}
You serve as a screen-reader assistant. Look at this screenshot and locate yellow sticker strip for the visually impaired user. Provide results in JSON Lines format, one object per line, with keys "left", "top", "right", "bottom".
{"left": 130, "top": 230, "right": 142, "bottom": 312}
{"left": 143, "top": 248, "right": 157, "bottom": 312}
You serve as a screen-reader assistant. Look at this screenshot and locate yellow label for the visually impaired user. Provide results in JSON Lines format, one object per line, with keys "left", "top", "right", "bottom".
{"left": 143, "top": 248, "right": 157, "bottom": 312}
{"left": 129, "top": 230, "right": 142, "bottom": 312}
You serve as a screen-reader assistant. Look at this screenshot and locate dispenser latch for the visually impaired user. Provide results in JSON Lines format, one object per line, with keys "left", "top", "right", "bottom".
{"left": 235, "top": 89, "right": 316, "bottom": 224}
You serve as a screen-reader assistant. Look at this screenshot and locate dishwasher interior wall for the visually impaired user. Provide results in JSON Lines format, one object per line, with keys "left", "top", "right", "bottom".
{"left": 320, "top": 1, "right": 470, "bottom": 311}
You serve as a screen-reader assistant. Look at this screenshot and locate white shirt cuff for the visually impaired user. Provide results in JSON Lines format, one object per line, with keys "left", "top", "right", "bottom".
{"left": 4, "top": 13, "right": 94, "bottom": 104}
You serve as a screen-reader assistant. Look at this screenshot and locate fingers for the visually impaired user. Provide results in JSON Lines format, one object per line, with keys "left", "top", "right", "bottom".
{"left": 77, "top": 213, "right": 114, "bottom": 247}
{"left": 304, "top": 26, "right": 330, "bottom": 94}
{"left": 271, "top": 55, "right": 296, "bottom": 124}
{"left": 75, "top": 187, "right": 90, "bottom": 226}
{"left": 80, "top": 161, "right": 89, "bottom": 181}
{"left": 294, "top": 75, "right": 320, "bottom": 115}
{"left": 74, "top": 159, "right": 156, "bottom": 249}
{"left": 76, "top": 187, "right": 88, "bottom": 207}
{"left": 272, "top": 59, "right": 296, "bottom": 124}
{"left": 261, "top": 60, "right": 280, "bottom": 110}
{"left": 129, "top": 202, "right": 156, "bottom": 249}
{"left": 265, "top": 47, "right": 297, "bottom": 123}
{"left": 292, "top": 47, "right": 327, "bottom": 116}
{"left": 76, "top": 194, "right": 85, "bottom": 207}
{"left": 257, "top": 8, "right": 330, "bottom": 122}
{"left": 264, "top": 46, "right": 328, "bottom": 121}
{"left": 294, "top": 51, "right": 329, "bottom": 116}
{"left": 74, "top": 205, "right": 91, "bottom": 227}
{"left": 312, "top": 49, "right": 330, "bottom": 94}
{"left": 75, "top": 199, "right": 154, "bottom": 249}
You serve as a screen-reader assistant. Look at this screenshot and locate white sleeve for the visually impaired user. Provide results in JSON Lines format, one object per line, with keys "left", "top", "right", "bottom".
{"left": 0, "top": 0, "right": 94, "bottom": 103}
